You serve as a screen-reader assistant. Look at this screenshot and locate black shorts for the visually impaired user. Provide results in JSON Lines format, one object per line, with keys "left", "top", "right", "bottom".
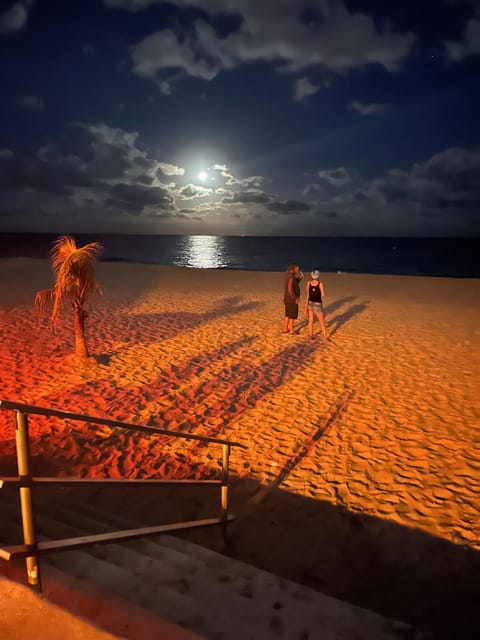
{"left": 284, "top": 302, "right": 299, "bottom": 319}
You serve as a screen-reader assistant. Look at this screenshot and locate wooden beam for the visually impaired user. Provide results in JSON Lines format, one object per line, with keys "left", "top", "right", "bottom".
{"left": 0, "top": 515, "right": 235, "bottom": 560}
{"left": 0, "top": 477, "right": 221, "bottom": 488}
{"left": 0, "top": 399, "right": 247, "bottom": 449}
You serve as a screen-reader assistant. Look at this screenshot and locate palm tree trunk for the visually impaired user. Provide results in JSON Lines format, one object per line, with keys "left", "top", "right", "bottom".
{"left": 73, "top": 306, "right": 89, "bottom": 359}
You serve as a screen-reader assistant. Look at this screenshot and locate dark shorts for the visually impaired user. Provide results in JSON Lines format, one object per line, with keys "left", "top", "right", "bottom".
{"left": 284, "top": 302, "right": 299, "bottom": 319}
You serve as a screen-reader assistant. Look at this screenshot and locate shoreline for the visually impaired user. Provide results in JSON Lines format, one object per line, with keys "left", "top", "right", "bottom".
{"left": 0, "top": 258, "right": 479, "bottom": 636}
{"left": 0, "top": 233, "right": 478, "bottom": 279}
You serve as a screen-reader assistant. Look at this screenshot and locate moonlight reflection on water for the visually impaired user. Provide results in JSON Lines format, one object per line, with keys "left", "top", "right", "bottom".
{"left": 175, "top": 235, "right": 228, "bottom": 269}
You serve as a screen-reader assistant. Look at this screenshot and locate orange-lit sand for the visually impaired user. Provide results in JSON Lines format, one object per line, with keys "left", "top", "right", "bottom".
{"left": 0, "top": 258, "right": 479, "bottom": 635}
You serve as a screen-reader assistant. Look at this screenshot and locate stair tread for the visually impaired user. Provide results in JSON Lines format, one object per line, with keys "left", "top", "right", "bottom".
{"left": 0, "top": 491, "right": 432, "bottom": 639}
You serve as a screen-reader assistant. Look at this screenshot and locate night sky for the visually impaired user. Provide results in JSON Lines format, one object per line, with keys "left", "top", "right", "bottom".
{"left": 0, "top": 0, "right": 479, "bottom": 236}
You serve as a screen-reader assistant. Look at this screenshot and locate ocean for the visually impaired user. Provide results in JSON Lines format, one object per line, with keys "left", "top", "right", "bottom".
{"left": 0, "top": 233, "right": 478, "bottom": 278}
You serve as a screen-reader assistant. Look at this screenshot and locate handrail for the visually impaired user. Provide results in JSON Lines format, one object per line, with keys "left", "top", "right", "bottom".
{"left": 0, "top": 398, "right": 244, "bottom": 592}
{"left": 0, "top": 399, "right": 247, "bottom": 449}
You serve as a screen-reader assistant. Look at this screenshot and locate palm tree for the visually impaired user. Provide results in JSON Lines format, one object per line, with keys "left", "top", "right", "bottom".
{"left": 35, "top": 235, "right": 103, "bottom": 360}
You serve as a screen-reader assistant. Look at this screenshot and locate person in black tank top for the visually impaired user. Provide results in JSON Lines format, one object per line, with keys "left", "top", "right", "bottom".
{"left": 304, "top": 269, "right": 328, "bottom": 340}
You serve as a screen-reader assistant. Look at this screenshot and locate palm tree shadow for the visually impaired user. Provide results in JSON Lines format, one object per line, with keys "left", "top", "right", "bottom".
{"left": 328, "top": 301, "right": 370, "bottom": 339}
{"left": 21, "top": 333, "right": 324, "bottom": 482}
{"left": 100, "top": 296, "right": 264, "bottom": 351}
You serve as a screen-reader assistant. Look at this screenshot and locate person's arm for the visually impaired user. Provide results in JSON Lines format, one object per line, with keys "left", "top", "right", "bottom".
{"left": 294, "top": 278, "right": 300, "bottom": 303}
{"left": 304, "top": 281, "right": 310, "bottom": 312}
{"left": 320, "top": 282, "right": 326, "bottom": 301}
{"left": 287, "top": 275, "right": 295, "bottom": 300}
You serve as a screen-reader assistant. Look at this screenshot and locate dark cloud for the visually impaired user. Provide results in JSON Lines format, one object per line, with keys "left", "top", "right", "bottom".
{"left": 0, "top": 151, "right": 93, "bottom": 195}
{"left": 348, "top": 101, "right": 389, "bottom": 115}
{"left": 266, "top": 199, "right": 310, "bottom": 214}
{"left": 178, "top": 184, "right": 213, "bottom": 199}
{"left": 446, "top": 4, "right": 480, "bottom": 61}
{"left": 306, "top": 146, "right": 480, "bottom": 234}
{"left": 222, "top": 190, "right": 271, "bottom": 204}
{"left": 0, "top": 1, "right": 30, "bottom": 34}
{"left": 313, "top": 209, "right": 341, "bottom": 219}
{"left": 108, "top": 183, "right": 174, "bottom": 211}
{"left": 15, "top": 94, "right": 45, "bottom": 111}
{"left": 377, "top": 184, "right": 410, "bottom": 203}
{"left": 86, "top": 141, "right": 133, "bottom": 180}
{"left": 374, "top": 147, "right": 480, "bottom": 217}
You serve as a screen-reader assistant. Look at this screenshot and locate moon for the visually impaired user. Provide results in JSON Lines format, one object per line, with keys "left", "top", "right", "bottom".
{"left": 197, "top": 170, "right": 208, "bottom": 181}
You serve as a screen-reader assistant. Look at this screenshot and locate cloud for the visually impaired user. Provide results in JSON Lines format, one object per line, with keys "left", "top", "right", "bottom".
{"left": 266, "top": 199, "right": 310, "bottom": 214}
{"left": 0, "top": 1, "right": 30, "bottom": 34}
{"left": 103, "top": 0, "right": 157, "bottom": 9}
{"left": 305, "top": 146, "right": 480, "bottom": 234}
{"left": 0, "top": 124, "right": 281, "bottom": 230}
{"left": 222, "top": 190, "right": 271, "bottom": 204}
{"left": 318, "top": 166, "right": 353, "bottom": 187}
{"left": 0, "top": 150, "right": 93, "bottom": 194}
{"left": 0, "top": 123, "right": 188, "bottom": 226}
{"left": 157, "top": 162, "right": 185, "bottom": 176}
{"left": 3, "top": 112, "right": 476, "bottom": 235}
{"left": 15, "top": 94, "right": 45, "bottom": 111}
{"left": 375, "top": 147, "right": 480, "bottom": 211}
{"left": 131, "top": 29, "right": 220, "bottom": 80}
{"left": 446, "top": 9, "right": 480, "bottom": 61}
{"left": 159, "top": 80, "right": 172, "bottom": 95}
{"left": 349, "top": 101, "right": 389, "bottom": 115}
{"left": 108, "top": 182, "right": 174, "bottom": 211}
{"left": 117, "top": 0, "right": 415, "bottom": 88}
{"left": 178, "top": 183, "right": 213, "bottom": 199}
{"left": 214, "top": 165, "right": 263, "bottom": 187}
{"left": 293, "top": 77, "right": 320, "bottom": 102}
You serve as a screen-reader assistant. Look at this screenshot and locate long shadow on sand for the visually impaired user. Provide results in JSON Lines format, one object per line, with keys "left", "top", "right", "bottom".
{"left": 324, "top": 296, "right": 357, "bottom": 317}
{"left": 7, "top": 333, "right": 324, "bottom": 473}
{"left": 92, "top": 296, "right": 263, "bottom": 355}
{"left": 327, "top": 300, "right": 370, "bottom": 338}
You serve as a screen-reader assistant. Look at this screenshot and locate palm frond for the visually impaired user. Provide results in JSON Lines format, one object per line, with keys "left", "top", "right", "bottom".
{"left": 34, "top": 289, "right": 54, "bottom": 315}
{"left": 37, "top": 235, "right": 103, "bottom": 327}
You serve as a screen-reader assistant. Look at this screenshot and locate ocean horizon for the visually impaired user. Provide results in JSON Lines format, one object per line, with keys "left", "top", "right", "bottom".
{"left": 0, "top": 232, "right": 479, "bottom": 278}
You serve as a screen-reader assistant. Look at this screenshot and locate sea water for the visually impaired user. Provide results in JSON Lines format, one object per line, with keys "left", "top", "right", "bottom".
{"left": 0, "top": 233, "right": 478, "bottom": 278}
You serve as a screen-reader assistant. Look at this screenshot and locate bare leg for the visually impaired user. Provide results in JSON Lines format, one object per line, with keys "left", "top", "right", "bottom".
{"left": 316, "top": 310, "right": 328, "bottom": 340}
{"left": 308, "top": 309, "right": 314, "bottom": 338}
{"left": 283, "top": 317, "right": 289, "bottom": 333}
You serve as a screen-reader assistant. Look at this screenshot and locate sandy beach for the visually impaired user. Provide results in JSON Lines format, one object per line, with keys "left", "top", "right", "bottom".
{"left": 0, "top": 258, "right": 479, "bottom": 637}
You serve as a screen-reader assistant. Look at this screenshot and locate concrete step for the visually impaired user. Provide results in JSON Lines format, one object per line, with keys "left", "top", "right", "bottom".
{"left": 0, "top": 497, "right": 267, "bottom": 639}
{"left": 0, "top": 490, "right": 434, "bottom": 639}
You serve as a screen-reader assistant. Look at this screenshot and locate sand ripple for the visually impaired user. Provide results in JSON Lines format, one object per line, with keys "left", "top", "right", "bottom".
{"left": 0, "top": 262, "right": 479, "bottom": 554}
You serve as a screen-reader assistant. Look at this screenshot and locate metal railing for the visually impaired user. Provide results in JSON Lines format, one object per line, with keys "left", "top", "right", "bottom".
{"left": 0, "top": 399, "right": 246, "bottom": 592}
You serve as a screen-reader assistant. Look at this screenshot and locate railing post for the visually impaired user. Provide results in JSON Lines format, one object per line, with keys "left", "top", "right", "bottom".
{"left": 14, "top": 410, "right": 42, "bottom": 591}
{"left": 220, "top": 444, "right": 230, "bottom": 549}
